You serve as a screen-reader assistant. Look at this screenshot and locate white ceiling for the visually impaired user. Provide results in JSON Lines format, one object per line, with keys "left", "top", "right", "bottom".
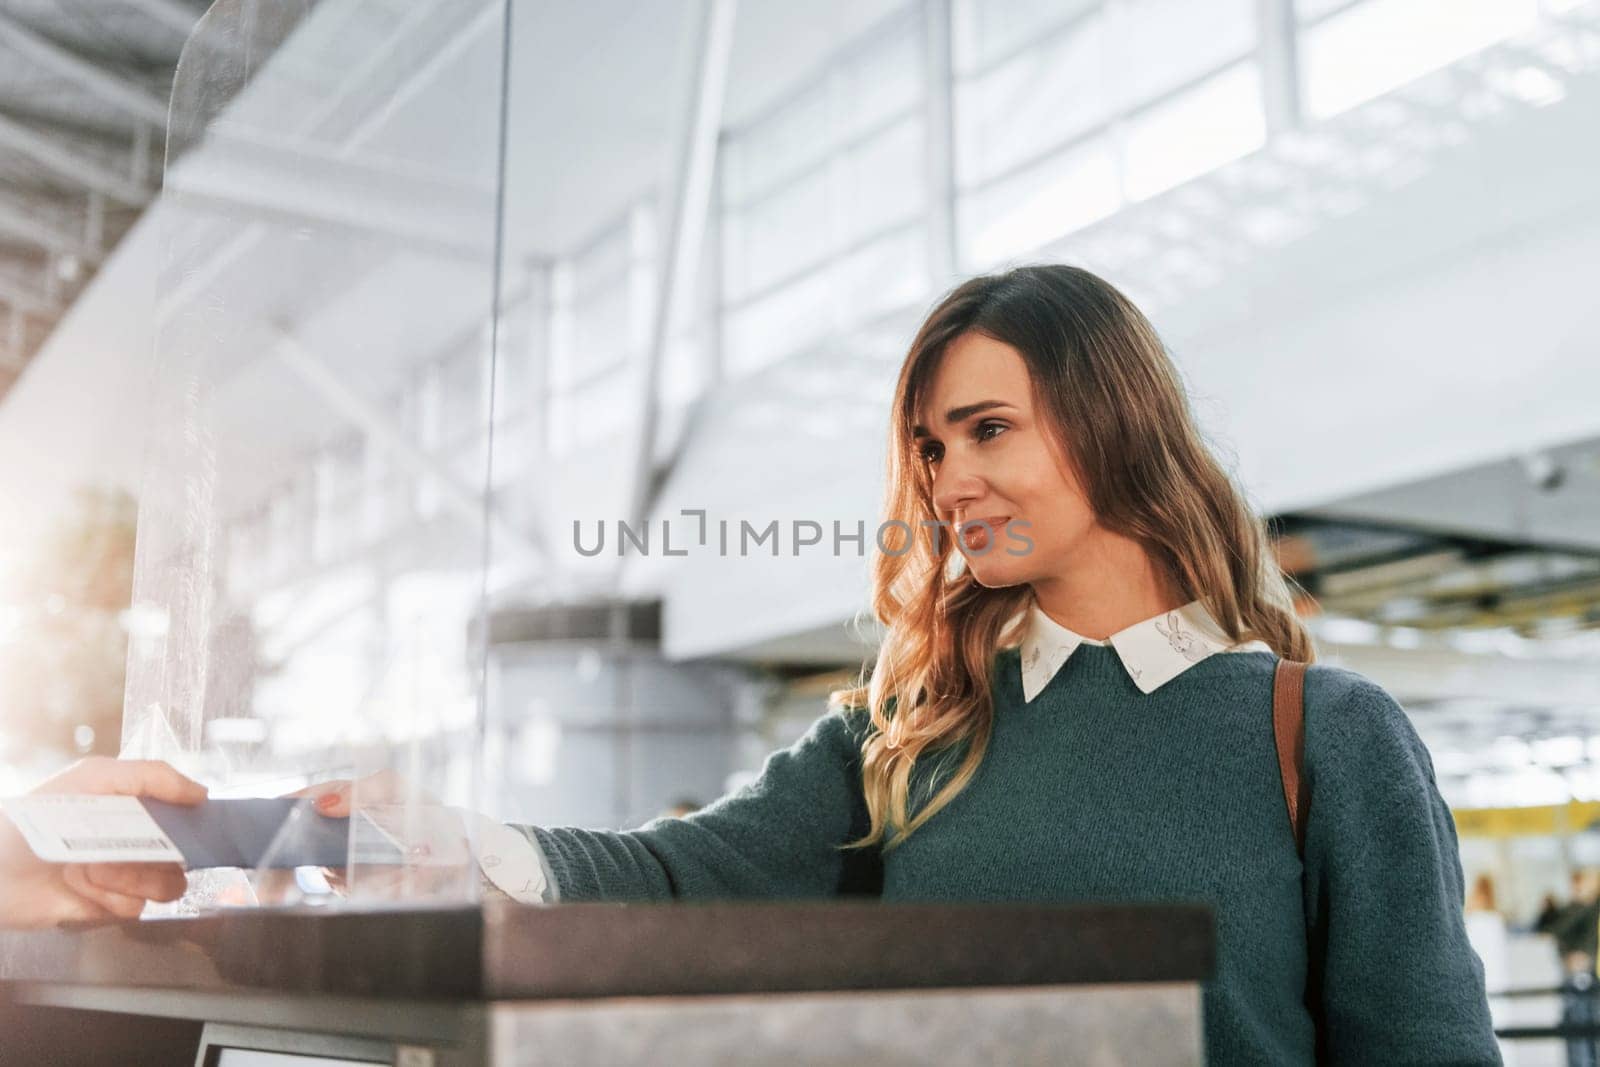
{"left": 5, "top": 0, "right": 1600, "bottom": 582}
{"left": 499, "top": 0, "right": 910, "bottom": 259}
{"left": 0, "top": 0, "right": 199, "bottom": 379}
{"left": 0, "top": 0, "right": 918, "bottom": 551}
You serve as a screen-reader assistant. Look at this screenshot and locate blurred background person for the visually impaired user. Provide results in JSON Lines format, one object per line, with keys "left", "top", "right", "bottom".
{"left": 1468, "top": 873, "right": 1512, "bottom": 997}
{"left": 661, "top": 798, "right": 702, "bottom": 820}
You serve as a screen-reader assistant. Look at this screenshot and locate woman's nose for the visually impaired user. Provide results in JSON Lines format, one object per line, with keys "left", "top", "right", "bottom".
{"left": 932, "top": 466, "right": 983, "bottom": 518}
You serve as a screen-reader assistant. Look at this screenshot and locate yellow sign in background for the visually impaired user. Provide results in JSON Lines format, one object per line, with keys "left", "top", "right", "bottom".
{"left": 1453, "top": 801, "right": 1600, "bottom": 838}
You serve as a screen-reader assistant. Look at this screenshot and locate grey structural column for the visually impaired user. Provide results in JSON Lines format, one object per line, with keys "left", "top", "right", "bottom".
{"left": 624, "top": 0, "right": 738, "bottom": 549}
{"left": 923, "top": 0, "right": 960, "bottom": 288}
{"left": 0, "top": 11, "right": 168, "bottom": 127}
{"left": 116, "top": 0, "right": 204, "bottom": 39}
{"left": 0, "top": 113, "right": 152, "bottom": 207}
{"left": 0, "top": 196, "right": 101, "bottom": 263}
{"left": 1257, "top": 0, "right": 1303, "bottom": 136}
{"left": 3, "top": 304, "right": 24, "bottom": 371}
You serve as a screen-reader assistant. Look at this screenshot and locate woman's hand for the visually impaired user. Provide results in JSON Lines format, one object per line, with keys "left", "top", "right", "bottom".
{"left": 287, "top": 768, "right": 434, "bottom": 819}
{"left": 0, "top": 758, "right": 206, "bottom": 929}
{"left": 286, "top": 772, "right": 472, "bottom": 901}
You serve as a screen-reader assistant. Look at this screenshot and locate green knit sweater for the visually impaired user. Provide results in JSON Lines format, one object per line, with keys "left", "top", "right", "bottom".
{"left": 524, "top": 646, "right": 1500, "bottom": 1064}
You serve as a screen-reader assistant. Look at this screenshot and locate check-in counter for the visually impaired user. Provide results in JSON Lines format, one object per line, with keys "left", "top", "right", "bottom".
{"left": 0, "top": 901, "right": 1213, "bottom": 1066}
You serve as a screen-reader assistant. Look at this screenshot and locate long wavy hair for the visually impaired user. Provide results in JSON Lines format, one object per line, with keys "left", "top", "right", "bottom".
{"left": 834, "top": 265, "right": 1314, "bottom": 850}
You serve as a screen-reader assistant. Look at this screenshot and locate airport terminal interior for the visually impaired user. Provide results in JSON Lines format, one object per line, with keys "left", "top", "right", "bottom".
{"left": 0, "top": 0, "right": 1598, "bottom": 1063}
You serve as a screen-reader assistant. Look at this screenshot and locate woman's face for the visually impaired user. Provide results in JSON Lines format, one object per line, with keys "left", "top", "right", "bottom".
{"left": 913, "top": 331, "right": 1097, "bottom": 588}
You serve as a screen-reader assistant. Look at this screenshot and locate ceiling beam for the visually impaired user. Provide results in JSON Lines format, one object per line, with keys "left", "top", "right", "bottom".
{"left": 0, "top": 101, "right": 153, "bottom": 153}
{"left": 164, "top": 129, "right": 495, "bottom": 261}
{"left": 1319, "top": 637, "right": 1600, "bottom": 709}
{"left": 155, "top": 1, "right": 500, "bottom": 326}
{"left": 1, "top": 302, "right": 25, "bottom": 371}
{"left": 0, "top": 112, "right": 152, "bottom": 206}
{"left": 0, "top": 11, "right": 169, "bottom": 128}
{"left": 627, "top": 0, "right": 737, "bottom": 541}
{"left": 272, "top": 331, "right": 546, "bottom": 569}
{"left": 0, "top": 268, "right": 56, "bottom": 318}
{"left": 0, "top": 196, "right": 101, "bottom": 263}
{"left": 116, "top": 0, "right": 201, "bottom": 39}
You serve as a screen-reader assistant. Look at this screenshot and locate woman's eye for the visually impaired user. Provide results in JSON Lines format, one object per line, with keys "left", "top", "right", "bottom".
{"left": 918, "top": 442, "right": 943, "bottom": 464}
{"left": 975, "top": 420, "right": 1007, "bottom": 442}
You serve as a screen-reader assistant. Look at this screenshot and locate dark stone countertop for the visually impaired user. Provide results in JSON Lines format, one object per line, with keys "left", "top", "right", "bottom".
{"left": 0, "top": 900, "right": 1215, "bottom": 1002}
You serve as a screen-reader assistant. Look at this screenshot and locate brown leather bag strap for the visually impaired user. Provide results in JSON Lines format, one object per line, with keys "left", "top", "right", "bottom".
{"left": 1273, "top": 659, "right": 1310, "bottom": 858}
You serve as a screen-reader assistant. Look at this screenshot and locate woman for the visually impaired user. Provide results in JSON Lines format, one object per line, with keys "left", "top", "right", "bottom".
{"left": 318, "top": 266, "right": 1499, "bottom": 1062}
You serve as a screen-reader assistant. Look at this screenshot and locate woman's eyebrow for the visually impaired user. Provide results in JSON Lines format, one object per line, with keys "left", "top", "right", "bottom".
{"left": 912, "top": 400, "right": 1015, "bottom": 437}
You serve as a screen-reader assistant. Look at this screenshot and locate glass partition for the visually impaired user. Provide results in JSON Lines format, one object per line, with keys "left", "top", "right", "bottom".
{"left": 477, "top": 0, "right": 915, "bottom": 837}
{"left": 125, "top": 0, "right": 509, "bottom": 910}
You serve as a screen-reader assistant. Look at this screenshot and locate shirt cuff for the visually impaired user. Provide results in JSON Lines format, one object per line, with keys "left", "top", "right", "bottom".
{"left": 469, "top": 813, "right": 559, "bottom": 904}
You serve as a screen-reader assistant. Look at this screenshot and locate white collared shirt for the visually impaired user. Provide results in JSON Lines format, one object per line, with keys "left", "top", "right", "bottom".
{"left": 1019, "top": 600, "right": 1272, "bottom": 701}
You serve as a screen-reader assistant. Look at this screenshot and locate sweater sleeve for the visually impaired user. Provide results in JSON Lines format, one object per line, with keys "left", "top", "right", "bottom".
{"left": 513, "top": 708, "right": 879, "bottom": 902}
{"left": 1301, "top": 667, "right": 1501, "bottom": 1065}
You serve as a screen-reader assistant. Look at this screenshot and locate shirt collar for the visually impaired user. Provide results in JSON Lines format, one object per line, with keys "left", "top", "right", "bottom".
{"left": 1019, "top": 600, "right": 1271, "bottom": 701}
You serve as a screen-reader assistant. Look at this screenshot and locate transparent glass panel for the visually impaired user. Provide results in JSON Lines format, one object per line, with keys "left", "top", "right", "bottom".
{"left": 1295, "top": 0, "right": 1357, "bottom": 23}
{"left": 723, "top": 222, "right": 926, "bottom": 378}
{"left": 952, "top": 0, "right": 1100, "bottom": 76}
{"left": 722, "top": 79, "right": 833, "bottom": 209}
{"left": 724, "top": 4, "right": 920, "bottom": 206}
{"left": 724, "top": 269, "right": 840, "bottom": 376}
{"left": 553, "top": 368, "right": 643, "bottom": 454}
{"left": 955, "top": 10, "right": 1106, "bottom": 188}
{"left": 832, "top": 226, "right": 930, "bottom": 330}
{"left": 958, "top": 136, "right": 1121, "bottom": 269}
{"left": 837, "top": 116, "right": 927, "bottom": 245}
{"left": 722, "top": 9, "right": 925, "bottom": 310}
{"left": 840, "top": 8, "right": 925, "bottom": 142}
{"left": 1124, "top": 61, "right": 1267, "bottom": 202}
{"left": 1105, "top": 0, "right": 1257, "bottom": 112}
{"left": 126, "top": 0, "right": 508, "bottom": 911}
{"left": 1301, "top": 0, "right": 1542, "bottom": 120}
{"left": 723, "top": 170, "right": 832, "bottom": 303}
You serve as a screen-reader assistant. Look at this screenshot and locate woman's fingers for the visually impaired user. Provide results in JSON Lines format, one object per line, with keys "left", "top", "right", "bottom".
{"left": 39, "top": 757, "right": 208, "bottom": 806}
{"left": 83, "top": 863, "right": 188, "bottom": 904}
{"left": 314, "top": 783, "right": 351, "bottom": 817}
{"left": 0, "top": 866, "right": 114, "bottom": 929}
{"left": 290, "top": 771, "right": 431, "bottom": 818}
{"left": 61, "top": 863, "right": 189, "bottom": 921}
{"left": 114, "top": 760, "right": 208, "bottom": 805}
{"left": 48, "top": 889, "right": 115, "bottom": 925}
{"left": 283, "top": 779, "right": 352, "bottom": 816}
{"left": 62, "top": 864, "right": 151, "bottom": 920}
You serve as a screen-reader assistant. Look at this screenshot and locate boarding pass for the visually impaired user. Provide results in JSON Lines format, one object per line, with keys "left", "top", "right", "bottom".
{"left": 1, "top": 795, "right": 185, "bottom": 864}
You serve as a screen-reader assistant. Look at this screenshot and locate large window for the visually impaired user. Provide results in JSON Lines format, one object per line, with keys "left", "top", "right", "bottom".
{"left": 219, "top": 0, "right": 1596, "bottom": 605}
{"left": 719, "top": 4, "right": 929, "bottom": 377}
{"left": 953, "top": 0, "right": 1263, "bottom": 268}
{"left": 1298, "top": 0, "right": 1543, "bottom": 120}
{"left": 546, "top": 205, "right": 655, "bottom": 454}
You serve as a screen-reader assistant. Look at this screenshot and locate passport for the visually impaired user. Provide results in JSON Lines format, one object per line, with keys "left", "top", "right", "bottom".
{"left": 2, "top": 795, "right": 403, "bottom": 869}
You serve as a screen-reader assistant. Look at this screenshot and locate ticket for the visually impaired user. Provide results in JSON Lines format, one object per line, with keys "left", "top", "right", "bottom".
{"left": 0, "top": 796, "right": 387, "bottom": 868}
{"left": 1, "top": 795, "right": 185, "bottom": 864}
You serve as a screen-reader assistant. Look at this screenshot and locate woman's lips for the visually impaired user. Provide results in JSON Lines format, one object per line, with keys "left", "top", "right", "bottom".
{"left": 958, "top": 516, "right": 1010, "bottom": 551}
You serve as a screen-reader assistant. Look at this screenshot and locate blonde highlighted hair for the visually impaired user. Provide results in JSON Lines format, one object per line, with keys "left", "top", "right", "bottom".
{"left": 834, "top": 265, "right": 1313, "bottom": 849}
